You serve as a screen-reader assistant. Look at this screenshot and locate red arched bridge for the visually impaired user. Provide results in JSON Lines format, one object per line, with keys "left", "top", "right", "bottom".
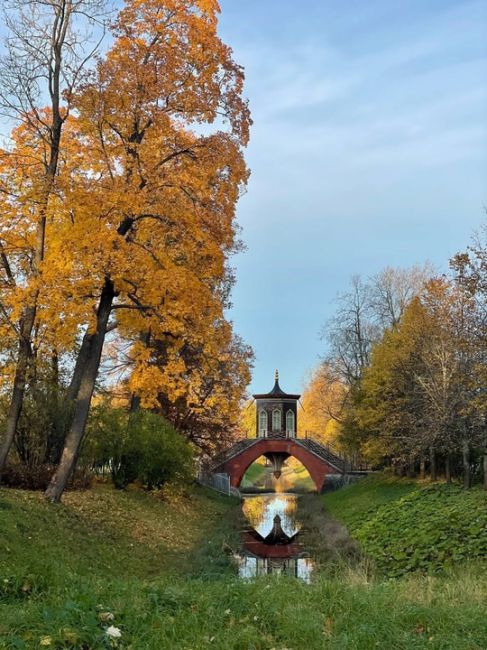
{"left": 212, "top": 433, "right": 353, "bottom": 493}
{"left": 209, "top": 372, "right": 366, "bottom": 493}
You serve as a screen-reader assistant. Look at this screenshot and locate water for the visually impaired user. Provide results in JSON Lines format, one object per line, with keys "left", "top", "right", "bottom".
{"left": 235, "top": 494, "right": 315, "bottom": 581}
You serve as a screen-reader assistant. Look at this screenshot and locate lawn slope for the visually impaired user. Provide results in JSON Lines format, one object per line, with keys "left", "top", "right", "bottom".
{"left": 0, "top": 480, "right": 486, "bottom": 649}
{"left": 324, "top": 474, "right": 487, "bottom": 576}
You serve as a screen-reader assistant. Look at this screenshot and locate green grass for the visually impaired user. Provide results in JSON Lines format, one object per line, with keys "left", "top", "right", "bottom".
{"left": 0, "top": 478, "right": 486, "bottom": 649}
{"left": 0, "top": 484, "right": 239, "bottom": 584}
{"left": 324, "top": 474, "right": 418, "bottom": 529}
{"left": 240, "top": 461, "right": 267, "bottom": 487}
{"left": 2, "top": 567, "right": 487, "bottom": 649}
{"left": 241, "top": 459, "right": 316, "bottom": 492}
{"left": 324, "top": 474, "right": 487, "bottom": 577}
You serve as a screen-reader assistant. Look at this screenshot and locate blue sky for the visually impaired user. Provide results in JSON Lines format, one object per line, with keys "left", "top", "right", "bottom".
{"left": 217, "top": 0, "right": 487, "bottom": 395}
{"left": 0, "top": 1, "right": 485, "bottom": 396}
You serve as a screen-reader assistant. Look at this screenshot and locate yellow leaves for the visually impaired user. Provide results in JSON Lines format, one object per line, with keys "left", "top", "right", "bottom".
{"left": 127, "top": 347, "right": 188, "bottom": 408}
{"left": 239, "top": 399, "right": 255, "bottom": 438}
{"left": 300, "top": 364, "right": 345, "bottom": 444}
{"left": 0, "top": 0, "right": 252, "bottom": 451}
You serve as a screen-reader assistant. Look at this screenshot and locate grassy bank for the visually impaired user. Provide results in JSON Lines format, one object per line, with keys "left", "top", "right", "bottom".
{"left": 324, "top": 474, "right": 487, "bottom": 577}
{"left": 0, "top": 484, "right": 240, "bottom": 585}
{"left": 241, "top": 458, "right": 315, "bottom": 493}
{"left": 1, "top": 480, "right": 486, "bottom": 649}
{"left": 2, "top": 566, "right": 486, "bottom": 649}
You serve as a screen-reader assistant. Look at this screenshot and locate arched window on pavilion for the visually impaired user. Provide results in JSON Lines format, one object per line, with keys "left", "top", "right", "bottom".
{"left": 286, "top": 410, "right": 295, "bottom": 437}
{"left": 272, "top": 408, "right": 282, "bottom": 432}
{"left": 259, "top": 409, "right": 267, "bottom": 436}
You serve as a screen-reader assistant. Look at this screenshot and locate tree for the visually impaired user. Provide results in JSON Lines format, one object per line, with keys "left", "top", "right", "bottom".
{"left": 322, "top": 266, "right": 432, "bottom": 387}
{"left": 299, "top": 364, "right": 344, "bottom": 445}
{"left": 0, "top": 0, "right": 107, "bottom": 473}
{"left": 358, "top": 297, "right": 430, "bottom": 471}
{"left": 112, "top": 319, "right": 254, "bottom": 455}
{"left": 319, "top": 265, "right": 432, "bottom": 457}
{"left": 450, "top": 220, "right": 487, "bottom": 488}
{"left": 44, "top": 0, "right": 251, "bottom": 501}
{"left": 322, "top": 275, "right": 376, "bottom": 386}
{"left": 369, "top": 264, "right": 434, "bottom": 329}
{"left": 358, "top": 276, "right": 484, "bottom": 484}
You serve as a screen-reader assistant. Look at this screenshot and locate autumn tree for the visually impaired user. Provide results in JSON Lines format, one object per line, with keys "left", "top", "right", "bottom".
{"left": 358, "top": 276, "right": 485, "bottom": 484}
{"left": 110, "top": 318, "right": 254, "bottom": 455}
{"left": 44, "top": 0, "right": 251, "bottom": 501}
{"left": 0, "top": 0, "right": 108, "bottom": 473}
{"left": 299, "top": 364, "right": 344, "bottom": 445}
{"left": 319, "top": 265, "right": 432, "bottom": 456}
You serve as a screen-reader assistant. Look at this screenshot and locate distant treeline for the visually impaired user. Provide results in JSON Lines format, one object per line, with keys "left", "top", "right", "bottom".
{"left": 302, "top": 222, "right": 487, "bottom": 488}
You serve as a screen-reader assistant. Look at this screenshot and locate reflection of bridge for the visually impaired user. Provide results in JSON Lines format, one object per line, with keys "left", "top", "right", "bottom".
{"left": 212, "top": 371, "right": 360, "bottom": 493}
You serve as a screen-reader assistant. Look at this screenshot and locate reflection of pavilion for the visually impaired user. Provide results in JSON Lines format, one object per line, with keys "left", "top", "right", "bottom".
{"left": 239, "top": 513, "right": 314, "bottom": 581}
{"left": 237, "top": 494, "right": 315, "bottom": 582}
{"left": 243, "top": 514, "right": 301, "bottom": 557}
{"left": 246, "top": 514, "right": 296, "bottom": 545}
{"left": 237, "top": 554, "right": 313, "bottom": 581}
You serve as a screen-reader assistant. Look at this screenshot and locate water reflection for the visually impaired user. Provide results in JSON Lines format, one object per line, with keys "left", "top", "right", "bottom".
{"left": 242, "top": 494, "right": 299, "bottom": 537}
{"left": 237, "top": 555, "right": 314, "bottom": 581}
{"left": 236, "top": 494, "right": 314, "bottom": 582}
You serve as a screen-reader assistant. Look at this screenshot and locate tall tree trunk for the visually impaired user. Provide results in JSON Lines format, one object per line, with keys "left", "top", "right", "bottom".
{"left": 483, "top": 450, "right": 487, "bottom": 491}
{"left": 429, "top": 446, "right": 437, "bottom": 481}
{"left": 462, "top": 438, "right": 470, "bottom": 489}
{"left": 419, "top": 453, "right": 426, "bottom": 480}
{"left": 45, "top": 279, "right": 115, "bottom": 502}
{"left": 445, "top": 453, "right": 452, "bottom": 484}
{"left": 0, "top": 307, "right": 36, "bottom": 473}
{"left": 129, "top": 394, "right": 142, "bottom": 413}
{"left": 407, "top": 458, "right": 415, "bottom": 478}
{"left": 66, "top": 332, "right": 95, "bottom": 402}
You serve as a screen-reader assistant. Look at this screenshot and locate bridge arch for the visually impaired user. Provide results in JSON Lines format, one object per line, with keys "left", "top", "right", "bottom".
{"left": 217, "top": 438, "right": 340, "bottom": 493}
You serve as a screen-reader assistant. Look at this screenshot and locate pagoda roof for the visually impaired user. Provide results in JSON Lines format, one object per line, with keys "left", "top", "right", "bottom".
{"left": 253, "top": 370, "right": 301, "bottom": 400}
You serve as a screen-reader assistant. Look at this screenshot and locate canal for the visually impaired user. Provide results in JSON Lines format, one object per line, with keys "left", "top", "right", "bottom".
{"left": 235, "top": 493, "right": 315, "bottom": 581}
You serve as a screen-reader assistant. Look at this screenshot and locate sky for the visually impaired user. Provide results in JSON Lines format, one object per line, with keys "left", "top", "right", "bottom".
{"left": 0, "top": 1, "right": 485, "bottom": 397}
{"left": 216, "top": 0, "right": 487, "bottom": 395}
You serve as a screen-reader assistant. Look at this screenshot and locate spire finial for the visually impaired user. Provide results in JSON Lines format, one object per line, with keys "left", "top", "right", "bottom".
{"left": 275, "top": 368, "right": 279, "bottom": 382}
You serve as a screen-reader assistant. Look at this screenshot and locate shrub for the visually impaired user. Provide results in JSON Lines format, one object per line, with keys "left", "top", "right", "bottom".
{"left": 1, "top": 463, "right": 93, "bottom": 491}
{"left": 86, "top": 406, "right": 193, "bottom": 490}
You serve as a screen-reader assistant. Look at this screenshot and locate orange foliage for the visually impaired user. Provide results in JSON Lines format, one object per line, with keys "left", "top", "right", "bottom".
{"left": 0, "top": 1, "right": 253, "bottom": 460}
{"left": 299, "top": 364, "right": 346, "bottom": 445}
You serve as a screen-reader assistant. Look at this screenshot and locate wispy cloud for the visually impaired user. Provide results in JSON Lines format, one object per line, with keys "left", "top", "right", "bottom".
{"left": 219, "top": 0, "right": 487, "bottom": 391}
